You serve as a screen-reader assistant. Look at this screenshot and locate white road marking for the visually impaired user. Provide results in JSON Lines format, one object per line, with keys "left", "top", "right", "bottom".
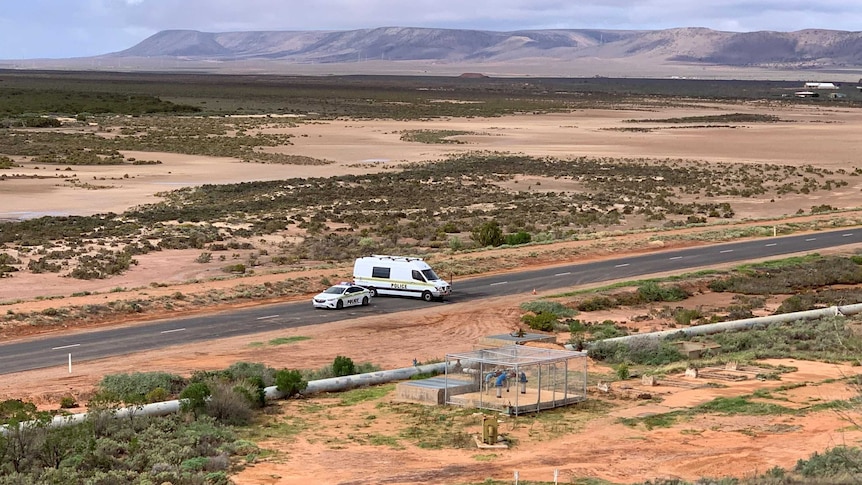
{"left": 614, "top": 263, "right": 629, "bottom": 268}
{"left": 52, "top": 344, "right": 80, "bottom": 350}
{"left": 720, "top": 250, "right": 733, "bottom": 253}
{"left": 843, "top": 233, "right": 854, "bottom": 237}
{"left": 765, "top": 243, "right": 777, "bottom": 247}
{"left": 490, "top": 281, "right": 508, "bottom": 286}
{"left": 160, "top": 328, "right": 186, "bottom": 334}
{"left": 669, "top": 256, "right": 682, "bottom": 260}
{"left": 805, "top": 238, "right": 817, "bottom": 241}
{"left": 256, "top": 315, "right": 280, "bottom": 320}
{"left": 554, "top": 272, "right": 571, "bottom": 276}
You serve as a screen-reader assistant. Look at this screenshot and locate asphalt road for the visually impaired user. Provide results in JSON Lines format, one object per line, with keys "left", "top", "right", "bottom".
{"left": 1, "top": 228, "right": 861, "bottom": 375}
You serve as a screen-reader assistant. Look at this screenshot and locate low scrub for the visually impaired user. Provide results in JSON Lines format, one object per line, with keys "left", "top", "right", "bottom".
{"left": 588, "top": 338, "right": 683, "bottom": 365}
{"left": 709, "top": 256, "right": 862, "bottom": 295}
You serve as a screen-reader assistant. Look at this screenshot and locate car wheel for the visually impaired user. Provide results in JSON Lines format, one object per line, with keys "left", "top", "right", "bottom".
{"left": 362, "top": 296, "right": 369, "bottom": 306}
{"left": 369, "top": 287, "right": 378, "bottom": 297}
{"left": 336, "top": 300, "right": 343, "bottom": 310}
{"left": 422, "top": 291, "right": 433, "bottom": 302}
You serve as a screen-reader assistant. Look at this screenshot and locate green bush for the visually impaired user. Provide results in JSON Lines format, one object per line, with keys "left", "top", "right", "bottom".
{"left": 637, "top": 281, "right": 689, "bottom": 302}
{"left": 333, "top": 356, "right": 357, "bottom": 377}
{"left": 222, "top": 263, "right": 246, "bottom": 274}
{"left": 577, "top": 296, "right": 616, "bottom": 312}
{"left": 145, "top": 387, "right": 169, "bottom": 404}
{"left": 275, "top": 369, "right": 307, "bottom": 398}
{"left": 587, "top": 321, "right": 629, "bottom": 340}
{"left": 673, "top": 307, "right": 703, "bottom": 325}
{"left": 225, "top": 361, "right": 277, "bottom": 386}
{"left": 180, "top": 382, "right": 211, "bottom": 417}
{"left": 472, "top": 220, "right": 503, "bottom": 247}
{"left": 99, "top": 371, "right": 185, "bottom": 403}
{"left": 589, "top": 339, "right": 684, "bottom": 365}
{"left": 504, "top": 231, "right": 532, "bottom": 246}
{"left": 521, "top": 312, "right": 558, "bottom": 331}
{"left": 795, "top": 446, "right": 862, "bottom": 478}
{"left": 615, "top": 362, "right": 630, "bottom": 380}
{"left": 519, "top": 301, "right": 576, "bottom": 318}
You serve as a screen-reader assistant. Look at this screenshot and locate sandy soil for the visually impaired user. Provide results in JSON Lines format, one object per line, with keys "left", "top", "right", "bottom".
{"left": 3, "top": 101, "right": 862, "bottom": 483}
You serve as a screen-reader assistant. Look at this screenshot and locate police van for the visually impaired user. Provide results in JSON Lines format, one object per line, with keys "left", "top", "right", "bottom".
{"left": 353, "top": 255, "right": 451, "bottom": 301}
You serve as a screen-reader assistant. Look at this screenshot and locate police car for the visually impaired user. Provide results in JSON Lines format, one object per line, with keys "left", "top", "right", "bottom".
{"left": 312, "top": 283, "right": 373, "bottom": 310}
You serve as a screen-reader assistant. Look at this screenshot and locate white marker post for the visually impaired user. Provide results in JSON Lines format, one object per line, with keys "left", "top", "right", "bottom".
{"left": 514, "top": 471, "right": 519, "bottom": 485}
{"left": 554, "top": 469, "right": 559, "bottom": 484}
{"left": 68, "top": 353, "right": 72, "bottom": 373}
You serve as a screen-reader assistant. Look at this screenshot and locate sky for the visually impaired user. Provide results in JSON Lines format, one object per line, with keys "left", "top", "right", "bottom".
{"left": 0, "top": 0, "right": 859, "bottom": 59}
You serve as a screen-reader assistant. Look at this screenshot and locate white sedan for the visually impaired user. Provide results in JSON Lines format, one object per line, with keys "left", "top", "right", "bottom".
{"left": 312, "top": 284, "right": 373, "bottom": 309}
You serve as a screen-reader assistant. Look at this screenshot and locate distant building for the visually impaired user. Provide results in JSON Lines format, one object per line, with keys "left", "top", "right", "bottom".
{"left": 829, "top": 92, "right": 847, "bottom": 99}
{"left": 804, "top": 82, "right": 838, "bottom": 89}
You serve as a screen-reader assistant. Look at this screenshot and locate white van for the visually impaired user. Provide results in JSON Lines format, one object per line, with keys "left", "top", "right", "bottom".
{"left": 353, "top": 255, "right": 451, "bottom": 301}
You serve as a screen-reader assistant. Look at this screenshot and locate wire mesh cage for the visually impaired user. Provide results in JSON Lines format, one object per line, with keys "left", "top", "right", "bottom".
{"left": 444, "top": 345, "right": 588, "bottom": 415}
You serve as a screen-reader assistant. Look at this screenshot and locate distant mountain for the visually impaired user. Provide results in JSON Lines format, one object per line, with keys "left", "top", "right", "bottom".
{"left": 108, "top": 27, "right": 862, "bottom": 69}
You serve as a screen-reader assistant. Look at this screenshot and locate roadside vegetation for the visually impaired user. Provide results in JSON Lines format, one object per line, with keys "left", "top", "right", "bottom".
{"left": 0, "top": 356, "right": 387, "bottom": 483}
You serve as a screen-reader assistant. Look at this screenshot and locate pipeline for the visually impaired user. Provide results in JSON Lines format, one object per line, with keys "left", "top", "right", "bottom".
{"left": 566, "top": 303, "right": 862, "bottom": 349}
{"left": 2, "top": 362, "right": 449, "bottom": 435}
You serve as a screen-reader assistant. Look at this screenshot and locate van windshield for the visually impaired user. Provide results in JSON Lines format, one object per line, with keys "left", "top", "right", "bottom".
{"left": 421, "top": 269, "right": 440, "bottom": 281}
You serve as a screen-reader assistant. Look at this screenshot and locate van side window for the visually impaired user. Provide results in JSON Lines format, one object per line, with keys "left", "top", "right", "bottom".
{"left": 412, "top": 270, "right": 425, "bottom": 281}
{"left": 371, "top": 267, "right": 390, "bottom": 279}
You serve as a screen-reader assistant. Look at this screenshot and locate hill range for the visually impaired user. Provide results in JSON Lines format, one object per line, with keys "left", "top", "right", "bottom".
{"left": 5, "top": 27, "right": 862, "bottom": 80}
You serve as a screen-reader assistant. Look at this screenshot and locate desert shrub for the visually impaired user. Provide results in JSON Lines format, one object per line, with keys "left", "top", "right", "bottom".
{"left": 440, "top": 222, "right": 459, "bottom": 233}
{"left": 195, "top": 252, "right": 212, "bottom": 263}
{"left": 145, "top": 387, "right": 169, "bottom": 404}
{"left": 69, "top": 250, "right": 136, "bottom": 279}
{"left": 204, "top": 382, "right": 254, "bottom": 425}
{"left": 222, "top": 263, "right": 246, "bottom": 274}
{"left": 587, "top": 320, "right": 629, "bottom": 340}
{"left": 59, "top": 396, "right": 78, "bottom": 409}
{"left": 637, "top": 281, "right": 689, "bottom": 302}
{"left": 589, "top": 339, "right": 684, "bottom": 365}
{"left": 275, "top": 369, "right": 307, "bottom": 398}
{"left": 0, "top": 253, "right": 21, "bottom": 265}
{"left": 180, "top": 382, "right": 211, "bottom": 418}
{"left": 615, "top": 362, "right": 630, "bottom": 380}
{"left": 519, "top": 301, "right": 576, "bottom": 318}
{"left": 673, "top": 307, "right": 703, "bottom": 325}
{"left": 504, "top": 231, "right": 532, "bottom": 246}
{"left": 224, "top": 361, "right": 277, "bottom": 386}
{"left": 27, "top": 257, "right": 62, "bottom": 273}
{"left": 521, "top": 312, "right": 559, "bottom": 331}
{"left": 775, "top": 288, "right": 862, "bottom": 314}
{"left": 471, "top": 220, "right": 503, "bottom": 247}
{"left": 447, "top": 236, "right": 463, "bottom": 251}
{"left": 725, "top": 306, "right": 754, "bottom": 320}
{"left": 232, "top": 378, "right": 266, "bottom": 409}
{"left": 99, "top": 372, "right": 185, "bottom": 404}
{"left": 332, "top": 356, "right": 356, "bottom": 377}
{"left": 705, "top": 316, "right": 862, "bottom": 360}
{"left": 709, "top": 256, "right": 862, "bottom": 295}
{"left": 796, "top": 446, "right": 862, "bottom": 479}
{"left": 577, "top": 295, "right": 616, "bottom": 312}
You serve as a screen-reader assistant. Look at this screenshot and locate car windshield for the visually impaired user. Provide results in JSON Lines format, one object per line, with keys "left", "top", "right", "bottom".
{"left": 323, "top": 286, "right": 346, "bottom": 295}
{"left": 421, "top": 269, "right": 440, "bottom": 281}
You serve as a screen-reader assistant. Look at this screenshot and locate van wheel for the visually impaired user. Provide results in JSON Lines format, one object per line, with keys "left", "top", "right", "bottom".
{"left": 369, "top": 287, "right": 378, "bottom": 297}
{"left": 336, "top": 300, "right": 343, "bottom": 310}
{"left": 422, "top": 291, "right": 433, "bottom": 302}
{"left": 362, "top": 296, "right": 369, "bottom": 306}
